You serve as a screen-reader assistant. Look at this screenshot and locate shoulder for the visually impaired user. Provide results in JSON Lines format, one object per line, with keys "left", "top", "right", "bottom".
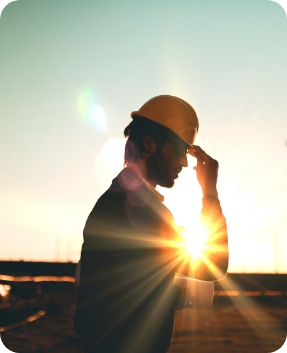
{"left": 85, "top": 168, "right": 151, "bottom": 224}
{"left": 93, "top": 168, "right": 147, "bottom": 210}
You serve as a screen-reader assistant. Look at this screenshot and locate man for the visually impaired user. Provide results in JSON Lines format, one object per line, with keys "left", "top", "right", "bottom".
{"left": 74, "top": 95, "right": 228, "bottom": 353}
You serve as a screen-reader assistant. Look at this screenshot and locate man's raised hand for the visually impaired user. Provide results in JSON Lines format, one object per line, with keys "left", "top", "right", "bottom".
{"left": 191, "top": 145, "right": 219, "bottom": 198}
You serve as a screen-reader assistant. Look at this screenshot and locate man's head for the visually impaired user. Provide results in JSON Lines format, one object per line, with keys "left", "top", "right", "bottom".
{"left": 131, "top": 95, "right": 199, "bottom": 152}
{"left": 124, "top": 116, "right": 190, "bottom": 187}
{"left": 124, "top": 95, "right": 199, "bottom": 187}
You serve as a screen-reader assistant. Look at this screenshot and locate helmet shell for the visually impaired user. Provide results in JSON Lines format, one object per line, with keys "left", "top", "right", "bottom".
{"left": 131, "top": 95, "right": 199, "bottom": 155}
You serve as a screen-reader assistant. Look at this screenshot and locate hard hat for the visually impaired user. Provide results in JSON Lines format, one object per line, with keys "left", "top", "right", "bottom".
{"left": 131, "top": 95, "right": 199, "bottom": 156}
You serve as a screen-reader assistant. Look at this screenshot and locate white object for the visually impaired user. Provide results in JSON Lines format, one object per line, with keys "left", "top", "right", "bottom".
{"left": 174, "top": 275, "right": 214, "bottom": 307}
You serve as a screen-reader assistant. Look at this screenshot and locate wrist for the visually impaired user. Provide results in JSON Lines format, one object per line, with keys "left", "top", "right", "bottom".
{"left": 202, "top": 188, "right": 218, "bottom": 198}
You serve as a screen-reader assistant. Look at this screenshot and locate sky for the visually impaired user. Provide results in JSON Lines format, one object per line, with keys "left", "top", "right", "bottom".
{"left": 0, "top": 0, "right": 287, "bottom": 273}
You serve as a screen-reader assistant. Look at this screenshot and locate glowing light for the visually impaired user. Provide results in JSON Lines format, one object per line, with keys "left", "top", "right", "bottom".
{"left": 0, "top": 275, "right": 75, "bottom": 282}
{"left": 100, "top": 137, "right": 126, "bottom": 169}
{"left": 92, "top": 106, "right": 106, "bottom": 130}
{"left": 182, "top": 224, "right": 209, "bottom": 260}
{"left": 95, "top": 137, "right": 126, "bottom": 190}
{"left": 77, "top": 89, "right": 92, "bottom": 119}
{"left": 0, "top": 284, "right": 11, "bottom": 297}
{"left": 77, "top": 88, "right": 107, "bottom": 130}
{"left": 0, "top": 310, "right": 46, "bottom": 333}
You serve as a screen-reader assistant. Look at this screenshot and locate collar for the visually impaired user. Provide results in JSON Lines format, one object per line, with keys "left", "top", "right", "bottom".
{"left": 139, "top": 176, "right": 165, "bottom": 203}
{"left": 125, "top": 166, "right": 165, "bottom": 203}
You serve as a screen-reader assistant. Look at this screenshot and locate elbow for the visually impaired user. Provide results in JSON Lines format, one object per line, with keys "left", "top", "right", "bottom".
{"left": 211, "top": 257, "right": 229, "bottom": 282}
{"left": 212, "top": 270, "right": 228, "bottom": 282}
{"left": 203, "top": 254, "right": 229, "bottom": 282}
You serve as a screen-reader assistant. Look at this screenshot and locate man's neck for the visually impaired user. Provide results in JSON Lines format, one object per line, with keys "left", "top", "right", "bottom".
{"left": 126, "top": 161, "right": 156, "bottom": 188}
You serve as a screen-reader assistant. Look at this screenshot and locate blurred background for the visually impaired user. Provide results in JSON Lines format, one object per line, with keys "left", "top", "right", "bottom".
{"left": 0, "top": 0, "right": 287, "bottom": 273}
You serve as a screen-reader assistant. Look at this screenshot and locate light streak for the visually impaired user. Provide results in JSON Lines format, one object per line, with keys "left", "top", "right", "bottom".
{"left": 77, "top": 88, "right": 107, "bottom": 130}
{"left": 0, "top": 284, "right": 11, "bottom": 297}
{"left": 182, "top": 223, "right": 209, "bottom": 261}
{"left": 209, "top": 275, "right": 286, "bottom": 348}
{"left": 0, "top": 310, "right": 46, "bottom": 333}
{"left": 0, "top": 275, "right": 75, "bottom": 283}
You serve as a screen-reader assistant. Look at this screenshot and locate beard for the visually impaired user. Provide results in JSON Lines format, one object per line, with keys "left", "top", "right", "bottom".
{"left": 146, "top": 148, "right": 174, "bottom": 188}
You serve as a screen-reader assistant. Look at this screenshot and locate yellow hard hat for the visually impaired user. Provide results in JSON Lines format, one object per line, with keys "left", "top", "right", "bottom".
{"left": 131, "top": 95, "right": 199, "bottom": 156}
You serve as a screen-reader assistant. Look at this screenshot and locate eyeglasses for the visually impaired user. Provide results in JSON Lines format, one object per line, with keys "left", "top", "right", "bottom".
{"left": 171, "top": 143, "right": 188, "bottom": 159}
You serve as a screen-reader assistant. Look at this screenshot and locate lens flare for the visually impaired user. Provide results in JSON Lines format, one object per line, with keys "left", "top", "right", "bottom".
{"left": 92, "top": 106, "right": 106, "bottom": 130}
{"left": 95, "top": 137, "right": 126, "bottom": 190}
{"left": 0, "top": 284, "right": 11, "bottom": 297}
{"left": 77, "top": 89, "right": 92, "bottom": 119}
{"left": 182, "top": 224, "right": 209, "bottom": 260}
{"left": 77, "top": 88, "right": 107, "bottom": 130}
{"left": 99, "top": 137, "right": 126, "bottom": 169}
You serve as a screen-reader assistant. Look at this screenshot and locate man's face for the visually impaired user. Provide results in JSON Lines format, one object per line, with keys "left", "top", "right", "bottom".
{"left": 147, "top": 141, "right": 188, "bottom": 188}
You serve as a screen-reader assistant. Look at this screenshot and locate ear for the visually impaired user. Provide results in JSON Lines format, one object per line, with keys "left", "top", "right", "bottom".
{"left": 143, "top": 135, "right": 157, "bottom": 154}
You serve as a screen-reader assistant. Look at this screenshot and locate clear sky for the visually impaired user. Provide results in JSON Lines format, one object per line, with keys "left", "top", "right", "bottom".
{"left": 0, "top": 0, "right": 286, "bottom": 273}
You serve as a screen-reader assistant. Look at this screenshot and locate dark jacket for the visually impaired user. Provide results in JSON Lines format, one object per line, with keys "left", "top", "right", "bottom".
{"left": 74, "top": 168, "right": 228, "bottom": 353}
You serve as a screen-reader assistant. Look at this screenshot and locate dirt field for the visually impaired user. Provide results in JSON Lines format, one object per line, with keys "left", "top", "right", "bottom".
{"left": 1, "top": 282, "right": 286, "bottom": 353}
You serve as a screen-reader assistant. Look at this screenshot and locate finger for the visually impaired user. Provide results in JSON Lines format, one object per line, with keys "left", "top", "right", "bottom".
{"left": 192, "top": 145, "right": 212, "bottom": 164}
{"left": 197, "top": 157, "right": 204, "bottom": 168}
{"left": 191, "top": 146, "right": 204, "bottom": 166}
{"left": 188, "top": 146, "right": 196, "bottom": 158}
{"left": 194, "top": 147, "right": 219, "bottom": 170}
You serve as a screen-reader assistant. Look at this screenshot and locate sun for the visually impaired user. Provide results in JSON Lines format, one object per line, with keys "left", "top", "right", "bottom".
{"left": 181, "top": 224, "right": 209, "bottom": 261}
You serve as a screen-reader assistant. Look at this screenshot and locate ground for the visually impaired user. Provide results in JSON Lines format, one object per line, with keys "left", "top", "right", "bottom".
{"left": 1, "top": 282, "right": 286, "bottom": 353}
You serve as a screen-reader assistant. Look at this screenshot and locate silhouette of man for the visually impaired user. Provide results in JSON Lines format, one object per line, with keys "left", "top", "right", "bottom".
{"left": 74, "top": 95, "right": 228, "bottom": 353}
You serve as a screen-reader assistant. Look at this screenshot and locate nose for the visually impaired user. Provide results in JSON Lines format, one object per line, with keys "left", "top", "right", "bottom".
{"left": 179, "top": 154, "right": 188, "bottom": 168}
